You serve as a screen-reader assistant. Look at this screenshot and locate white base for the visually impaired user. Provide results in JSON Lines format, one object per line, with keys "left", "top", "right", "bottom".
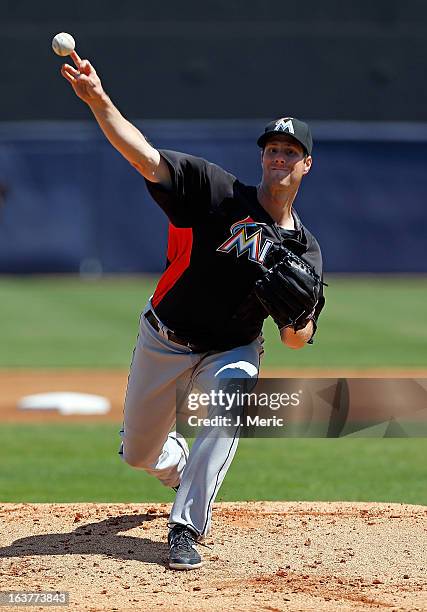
{"left": 17, "top": 392, "right": 111, "bottom": 415}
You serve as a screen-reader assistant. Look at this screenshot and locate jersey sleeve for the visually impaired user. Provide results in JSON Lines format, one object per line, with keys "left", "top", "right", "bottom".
{"left": 145, "top": 149, "right": 233, "bottom": 227}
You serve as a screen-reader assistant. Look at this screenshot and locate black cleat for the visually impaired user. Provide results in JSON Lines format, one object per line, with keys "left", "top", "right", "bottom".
{"left": 168, "top": 525, "right": 203, "bottom": 570}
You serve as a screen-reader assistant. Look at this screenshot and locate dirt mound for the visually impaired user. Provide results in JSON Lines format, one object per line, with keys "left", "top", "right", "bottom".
{"left": 0, "top": 502, "right": 426, "bottom": 611}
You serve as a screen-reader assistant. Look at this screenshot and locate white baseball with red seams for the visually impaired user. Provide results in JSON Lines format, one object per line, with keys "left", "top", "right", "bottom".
{"left": 52, "top": 32, "right": 75, "bottom": 57}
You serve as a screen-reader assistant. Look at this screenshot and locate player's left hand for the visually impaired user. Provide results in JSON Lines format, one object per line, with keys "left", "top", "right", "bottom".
{"left": 254, "top": 246, "right": 322, "bottom": 331}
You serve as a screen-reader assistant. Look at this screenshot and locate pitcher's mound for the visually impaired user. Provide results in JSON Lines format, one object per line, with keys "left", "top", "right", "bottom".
{"left": 0, "top": 502, "right": 426, "bottom": 611}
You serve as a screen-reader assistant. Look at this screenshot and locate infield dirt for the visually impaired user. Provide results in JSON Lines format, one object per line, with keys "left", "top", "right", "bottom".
{"left": 1, "top": 368, "right": 426, "bottom": 423}
{"left": 0, "top": 501, "right": 426, "bottom": 611}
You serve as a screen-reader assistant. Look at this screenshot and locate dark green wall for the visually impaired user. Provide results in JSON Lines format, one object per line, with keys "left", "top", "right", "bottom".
{"left": 1, "top": 1, "right": 426, "bottom": 120}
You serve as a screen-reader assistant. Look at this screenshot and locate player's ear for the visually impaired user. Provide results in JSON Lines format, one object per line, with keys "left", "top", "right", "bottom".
{"left": 303, "top": 155, "right": 313, "bottom": 175}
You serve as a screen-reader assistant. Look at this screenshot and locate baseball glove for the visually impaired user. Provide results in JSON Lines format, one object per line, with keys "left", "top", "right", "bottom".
{"left": 254, "top": 247, "right": 323, "bottom": 331}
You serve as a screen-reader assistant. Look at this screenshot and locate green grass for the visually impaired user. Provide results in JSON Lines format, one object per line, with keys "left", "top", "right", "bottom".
{"left": 0, "top": 275, "right": 426, "bottom": 368}
{"left": 0, "top": 276, "right": 156, "bottom": 368}
{"left": 1, "top": 424, "right": 425, "bottom": 504}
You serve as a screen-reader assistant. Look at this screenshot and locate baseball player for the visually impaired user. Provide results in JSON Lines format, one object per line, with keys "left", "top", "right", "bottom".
{"left": 60, "top": 52, "right": 325, "bottom": 570}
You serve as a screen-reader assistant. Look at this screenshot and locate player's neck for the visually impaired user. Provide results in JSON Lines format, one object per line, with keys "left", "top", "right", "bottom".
{"left": 256, "top": 183, "right": 298, "bottom": 229}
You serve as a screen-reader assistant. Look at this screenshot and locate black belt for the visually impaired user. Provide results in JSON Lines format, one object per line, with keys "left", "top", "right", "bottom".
{"left": 144, "top": 310, "right": 206, "bottom": 352}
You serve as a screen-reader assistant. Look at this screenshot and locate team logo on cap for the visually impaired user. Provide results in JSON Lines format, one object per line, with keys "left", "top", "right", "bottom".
{"left": 217, "top": 216, "right": 274, "bottom": 264}
{"left": 274, "top": 118, "right": 295, "bottom": 134}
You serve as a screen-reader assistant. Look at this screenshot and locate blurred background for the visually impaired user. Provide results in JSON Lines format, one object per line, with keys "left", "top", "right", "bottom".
{"left": 1, "top": 0, "right": 427, "bottom": 275}
{"left": 0, "top": 1, "right": 426, "bottom": 503}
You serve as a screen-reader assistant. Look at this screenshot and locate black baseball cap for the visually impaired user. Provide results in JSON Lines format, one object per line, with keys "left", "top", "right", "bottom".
{"left": 257, "top": 117, "right": 313, "bottom": 155}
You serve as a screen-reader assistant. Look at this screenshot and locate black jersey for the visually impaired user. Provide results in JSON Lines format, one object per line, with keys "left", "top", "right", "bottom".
{"left": 145, "top": 150, "right": 325, "bottom": 351}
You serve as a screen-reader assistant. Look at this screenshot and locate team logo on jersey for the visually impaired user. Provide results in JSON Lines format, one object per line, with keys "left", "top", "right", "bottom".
{"left": 217, "top": 216, "right": 274, "bottom": 264}
{"left": 274, "top": 118, "right": 295, "bottom": 134}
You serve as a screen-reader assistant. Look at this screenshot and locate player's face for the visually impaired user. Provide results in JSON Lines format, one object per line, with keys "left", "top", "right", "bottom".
{"left": 261, "top": 135, "right": 312, "bottom": 189}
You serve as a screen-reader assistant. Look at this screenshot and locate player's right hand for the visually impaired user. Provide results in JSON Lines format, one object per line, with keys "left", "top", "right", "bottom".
{"left": 61, "top": 52, "right": 106, "bottom": 106}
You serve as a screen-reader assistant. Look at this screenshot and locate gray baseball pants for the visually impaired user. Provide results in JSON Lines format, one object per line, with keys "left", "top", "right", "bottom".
{"left": 119, "top": 301, "right": 263, "bottom": 538}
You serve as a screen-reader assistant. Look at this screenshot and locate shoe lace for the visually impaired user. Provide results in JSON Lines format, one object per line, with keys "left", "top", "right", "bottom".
{"left": 171, "top": 528, "right": 197, "bottom": 551}
{"left": 170, "top": 527, "right": 212, "bottom": 550}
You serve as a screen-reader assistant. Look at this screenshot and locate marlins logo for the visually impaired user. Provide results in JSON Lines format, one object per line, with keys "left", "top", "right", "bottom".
{"left": 217, "top": 216, "right": 274, "bottom": 264}
{"left": 274, "top": 117, "right": 295, "bottom": 134}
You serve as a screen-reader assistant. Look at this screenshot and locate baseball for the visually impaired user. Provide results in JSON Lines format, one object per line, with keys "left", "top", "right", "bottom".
{"left": 52, "top": 32, "right": 75, "bottom": 57}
